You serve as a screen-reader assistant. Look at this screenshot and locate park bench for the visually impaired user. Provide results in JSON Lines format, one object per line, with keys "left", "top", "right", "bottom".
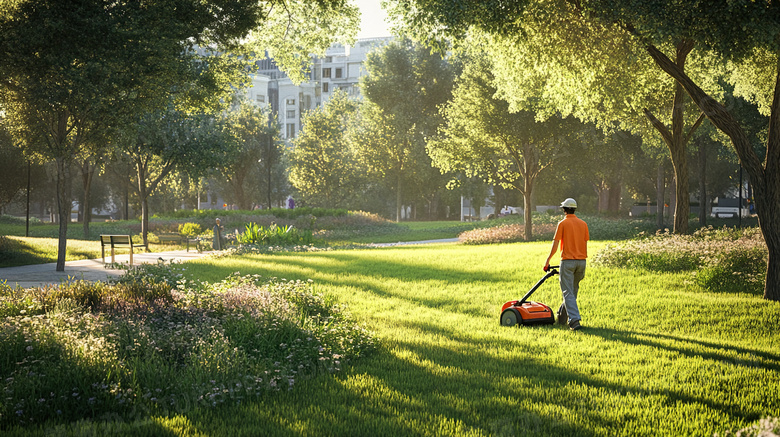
{"left": 100, "top": 235, "right": 145, "bottom": 265}
{"left": 157, "top": 232, "right": 202, "bottom": 252}
{"left": 157, "top": 233, "right": 182, "bottom": 245}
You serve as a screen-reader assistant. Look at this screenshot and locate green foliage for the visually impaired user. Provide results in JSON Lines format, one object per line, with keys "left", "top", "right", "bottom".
{"left": 178, "top": 222, "right": 203, "bottom": 237}
{"left": 353, "top": 38, "right": 456, "bottom": 219}
{"left": 594, "top": 226, "right": 767, "bottom": 294}
{"left": 694, "top": 246, "right": 767, "bottom": 294}
{"left": 289, "top": 90, "right": 362, "bottom": 208}
{"left": 219, "top": 97, "right": 280, "bottom": 210}
{"left": 236, "top": 223, "right": 314, "bottom": 247}
{"left": 157, "top": 207, "right": 348, "bottom": 221}
{"left": 0, "top": 269, "right": 373, "bottom": 428}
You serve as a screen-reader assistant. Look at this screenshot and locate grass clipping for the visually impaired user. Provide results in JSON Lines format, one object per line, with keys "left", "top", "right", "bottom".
{"left": 0, "top": 262, "right": 374, "bottom": 427}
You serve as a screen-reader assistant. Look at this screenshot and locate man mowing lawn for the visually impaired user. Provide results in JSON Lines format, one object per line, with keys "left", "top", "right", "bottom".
{"left": 544, "top": 197, "right": 589, "bottom": 331}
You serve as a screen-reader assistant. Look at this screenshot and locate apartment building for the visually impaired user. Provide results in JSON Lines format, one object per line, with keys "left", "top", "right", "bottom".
{"left": 242, "top": 37, "right": 393, "bottom": 140}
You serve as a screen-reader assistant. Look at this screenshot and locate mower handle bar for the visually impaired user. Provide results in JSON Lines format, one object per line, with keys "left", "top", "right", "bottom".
{"left": 518, "top": 266, "right": 559, "bottom": 305}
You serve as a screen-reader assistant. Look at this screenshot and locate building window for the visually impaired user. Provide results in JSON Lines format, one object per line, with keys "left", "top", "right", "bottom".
{"left": 322, "top": 68, "right": 331, "bottom": 78}
{"left": 286, "top": 98, "right": 296, "bottom": 105}
{"left": 322, "top": 82, "right": 329, "bottom": 93}
{"left": 325, "top": 56, "right": 332, "bottom": 63}
{"left": 286, "top": 123, "right": 296, "bottom": 138}
{"left": 286, "top": 109, "right": 296, "bottom": 118}
{"left": 255, "top": 95, "right": 265, "bottom": 103}
{"left": 335, "top": 68, "right": 343, "bottom": 78}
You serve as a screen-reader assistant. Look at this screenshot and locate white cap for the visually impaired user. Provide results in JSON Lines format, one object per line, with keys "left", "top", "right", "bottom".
{"left": 560, "top": 198, "right": 577, "bottom": 208}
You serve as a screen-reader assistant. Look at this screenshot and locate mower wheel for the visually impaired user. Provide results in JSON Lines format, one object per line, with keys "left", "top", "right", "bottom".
{"left": 501, "top": 309, "right": 521, "bottom": 327}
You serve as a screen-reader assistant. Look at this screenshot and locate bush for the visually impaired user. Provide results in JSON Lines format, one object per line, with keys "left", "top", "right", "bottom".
{"left": 0, "top": 269, "right": 374, "bottom": 428}
{"left": 593, "top": 226, "right": 767, "bottom": 294}
{"left": 178, "top": 222, "right": 202, "bottom": 237}
{"left": 694, "top": 246, "right": 766, "bottom": 294}
{"left": 236, "top": 223, "right": 315, "bottom": 247}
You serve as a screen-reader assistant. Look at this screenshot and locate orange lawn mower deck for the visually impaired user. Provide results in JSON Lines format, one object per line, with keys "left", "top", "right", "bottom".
{"left": 500, "top": 265, "right": 558, "bottom": 326}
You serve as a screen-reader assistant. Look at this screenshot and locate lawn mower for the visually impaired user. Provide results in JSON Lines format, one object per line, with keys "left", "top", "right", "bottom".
{"left": 500, "top": 265, "right": 558, "bottom": 327}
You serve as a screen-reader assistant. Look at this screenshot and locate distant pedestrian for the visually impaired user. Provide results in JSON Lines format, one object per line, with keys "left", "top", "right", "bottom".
{"left": 287, "top": 196, "right": 295, "bottom": 209}
{"left": 544, "top": 198, "right": 589, "bottom": 331}
{"left": 213, "top": 218, "right": 224, "bottom": 250}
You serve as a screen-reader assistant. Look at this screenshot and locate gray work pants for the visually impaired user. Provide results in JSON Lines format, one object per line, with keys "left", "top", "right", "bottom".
{"left": 558, "top": 259, "right": 586, "bottom": 323}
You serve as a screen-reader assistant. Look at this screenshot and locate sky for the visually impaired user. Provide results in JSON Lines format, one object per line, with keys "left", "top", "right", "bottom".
{"left": 354, "top": 0, "right": 392, "bottom": 39}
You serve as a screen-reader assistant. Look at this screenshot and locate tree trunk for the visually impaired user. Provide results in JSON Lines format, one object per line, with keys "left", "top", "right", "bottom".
{"left": 80, "top": 160, "right": 97, "bottom": 239}
{"left": 523, "top": 176, "right": 534, "bottom": 241}
{"left": 136, "top": 163, "right": 150, "bottom": 247}
{"left": 643, "top": 40, "right": 709, "bottom": 234}
{"left": 698, "top": 138, "right": 708, "bottom": 225}
{"left": 656, "top": 162, "right": 665, "bottom": 231}
{"left": 55, "top": 157, "right": 70, "bottom": 272}
{"left": 646, "top": 43, "right": 780, "bottom": 301}
{"left": 396, "top": 171, "right": 402, "bottom": 222}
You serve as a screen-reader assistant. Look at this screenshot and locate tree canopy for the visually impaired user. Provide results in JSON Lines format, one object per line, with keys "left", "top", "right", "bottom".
{"left": 354, "top": 39, "right": 455, "bottom": 220}
{"left": 388, "top": 0, "right": 780, "bottom": 301}
{"left": 289, "top": 90, "right": 361, "bottom": 208}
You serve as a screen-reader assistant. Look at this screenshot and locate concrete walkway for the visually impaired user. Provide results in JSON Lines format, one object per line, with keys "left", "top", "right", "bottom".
{"left": 0, "top": 238, "right": 461, "bottom": 289}
{"left": 0, "top": 250, "right": 213, "bottom": 289}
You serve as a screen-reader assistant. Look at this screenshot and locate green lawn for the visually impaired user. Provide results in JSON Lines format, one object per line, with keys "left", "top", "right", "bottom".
{"left": 148, "top": 241, "right": 779, "bottom": 437}
{"left": 2, "top": 219, "right": 778, "bottom": 436}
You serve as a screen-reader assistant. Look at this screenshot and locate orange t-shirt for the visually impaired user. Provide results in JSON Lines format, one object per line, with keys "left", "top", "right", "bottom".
{"left": 554, "top": 214, "right": 589, "bottom": 260}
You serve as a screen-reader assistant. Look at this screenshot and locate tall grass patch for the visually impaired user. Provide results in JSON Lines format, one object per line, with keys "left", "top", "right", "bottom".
{"left": 593, "top": 227, "right": 767, "bottom": 294}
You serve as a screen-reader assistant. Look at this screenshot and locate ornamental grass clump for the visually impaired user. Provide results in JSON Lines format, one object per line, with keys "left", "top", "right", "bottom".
{"left": 0, "top": 268, "right": 373, "bottom": 428}
{"left": 236, "top": 223, "right": 314, "bottom": 247}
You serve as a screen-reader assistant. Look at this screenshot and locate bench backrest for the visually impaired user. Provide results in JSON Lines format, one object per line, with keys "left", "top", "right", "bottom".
{"left": 101, "top": 235, "right": 132, "bottom": 247}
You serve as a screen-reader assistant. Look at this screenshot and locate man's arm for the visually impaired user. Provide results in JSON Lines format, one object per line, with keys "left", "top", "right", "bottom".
{"left": 544, "top": 239, "right": 560, "bottom": 271}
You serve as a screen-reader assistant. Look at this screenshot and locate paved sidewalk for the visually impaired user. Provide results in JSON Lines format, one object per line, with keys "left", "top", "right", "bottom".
{"left": 0, "top": 250, "right": 213, "bottom": 289}
{"left": 0, "top": 238, "right": 460, "bottom": 289}
{"left": 368, "top": 238, "right": 459, "bottom": 247}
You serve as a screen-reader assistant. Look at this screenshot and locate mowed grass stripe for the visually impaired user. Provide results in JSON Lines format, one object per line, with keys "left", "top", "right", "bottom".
{"left": 173, "top": 241, "right": 780, "bottom": 437}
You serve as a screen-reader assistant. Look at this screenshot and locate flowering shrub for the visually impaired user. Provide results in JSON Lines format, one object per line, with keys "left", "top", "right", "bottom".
{"left": 0, "top": 270, "right": 374, "bottom": 427}
{"left": 593, "top": 226, "right": 767, "bottom": 294}
{"left": 458, "top": 223, "right": 557, "bottom": 244}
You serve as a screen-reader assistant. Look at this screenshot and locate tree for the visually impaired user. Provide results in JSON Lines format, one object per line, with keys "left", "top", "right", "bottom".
{"left": 388, "top": 0, "right": 780, "bottom": 302}
{"left": 218, "top": 98, "right": 278, "bottom": 210}
{"left": 389, "top": 0, "right": 725, "bottom": 235}
{"left": 354, "top": 39, "right": 455, "bottom": 221}
{"left": 0, "top": 0, "right": 358, "bottom": 271}
{"left": 429, "top": 54, "right": 572, "bottom": 239}
{"left": 0, "top": 120, "right": 33, "bottom": 212}
{"left": 122, "top": 106, "right": 236, "bottom": 245}
{"left": 289, "top": 90, "right": 362, "bottom": 208}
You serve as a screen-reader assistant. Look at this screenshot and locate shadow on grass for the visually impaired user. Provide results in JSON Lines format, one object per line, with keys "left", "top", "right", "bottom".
{"left": 582, "top": 326, "right": 780, "bottom": 373}
{"left": 172, "top": 248, "right": 776, "bottom": 436}
{"left": 184, "top": 319, "right": 769, "bottom": 436}
{"left": 0, "top": 238, "right": 52, "bottom": 267}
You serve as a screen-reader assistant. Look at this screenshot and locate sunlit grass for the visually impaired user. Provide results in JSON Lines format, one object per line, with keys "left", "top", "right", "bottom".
{"left": 3, "top": 236, "right": 779, "bottom": 435}
{"left": 0, "top": 237, "right": 102, "bottom": 267}
{"left": 164, "top": 241, "right": 780, "bottom": 436}
{"left": 0, "top": 236, "right": 193, "bottom": 267}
